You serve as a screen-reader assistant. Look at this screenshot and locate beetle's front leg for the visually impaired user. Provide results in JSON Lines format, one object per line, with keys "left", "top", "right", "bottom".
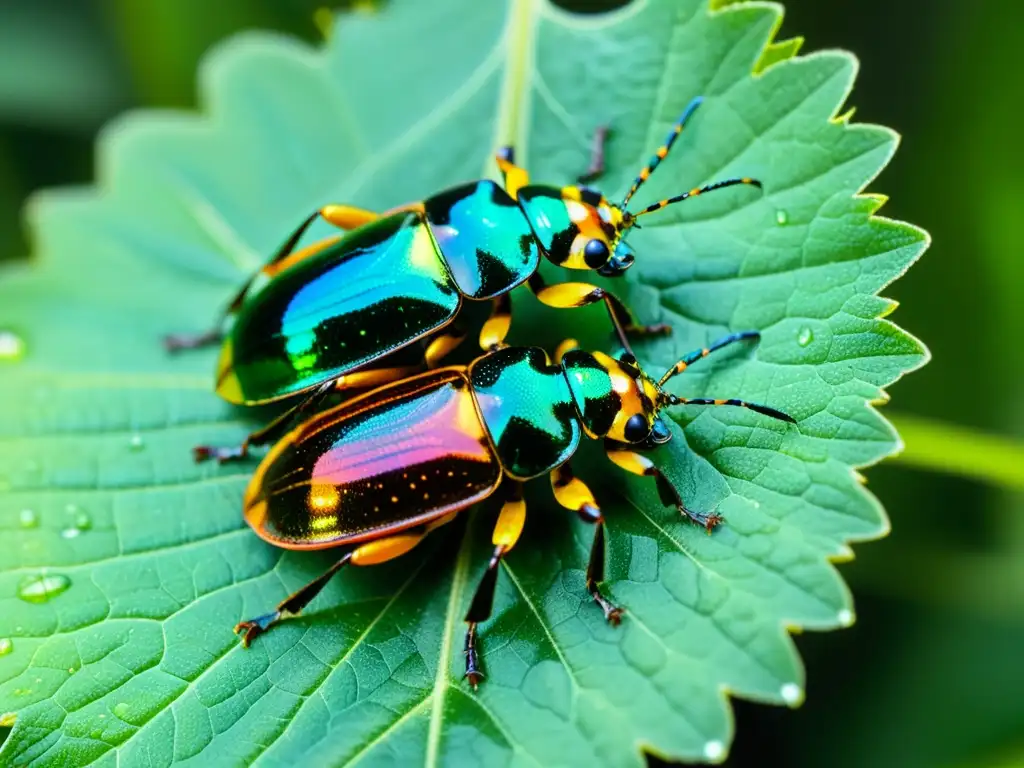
{"left": 604, "top": 439, "right": 722, "bottom": 532}
{"left": 526, "top": 272, "right": 670, "bottom": 358}
{"left": 577, "top": 124, "right": 611, "bottom": 184}
{"left": 495, "top": 147, "right": 530, "bottom": 199}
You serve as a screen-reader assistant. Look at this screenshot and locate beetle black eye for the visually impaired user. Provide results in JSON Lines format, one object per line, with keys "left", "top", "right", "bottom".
{"left": 583, "top": 238, "right": 610, "bottom": 268}
{"left": 624, "top": 413, "right": 650, "bottom": 442}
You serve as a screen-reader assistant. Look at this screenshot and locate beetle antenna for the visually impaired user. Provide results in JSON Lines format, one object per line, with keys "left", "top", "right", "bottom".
{"left": 620, "top": 96, "right": 704, "bottom": 210}
{"left": 628, "top": 177, "right": 763, "bottom": 223}
{"left": 660, "top": 391, "right": 796, "bottom": 424}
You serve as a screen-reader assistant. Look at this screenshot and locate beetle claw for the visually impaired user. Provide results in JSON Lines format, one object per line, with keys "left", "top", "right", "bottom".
{"left": 604, "top": 605, "right": 625, "bottom": 626}
{"left": 234, "top": 611, "right": 280, "bottom": 647}
{"left": 679, "top": 506, "right": 723, "bottom": 533}
{"left": 193, "top": 445, "right": 247, "bottom": 464}
{"left": 162, "top": 330, "right": 223, "bottom": 353}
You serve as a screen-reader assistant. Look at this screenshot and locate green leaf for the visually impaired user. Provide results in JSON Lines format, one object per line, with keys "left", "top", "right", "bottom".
{"left": 0, "top": 0, "right": 928, "bottom": 765}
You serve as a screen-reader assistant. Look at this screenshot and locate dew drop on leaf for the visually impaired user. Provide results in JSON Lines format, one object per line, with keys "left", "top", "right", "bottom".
{"left": 775, "top": 209, "right": 788, "bottom": 225}
{"left": 60, "top": 527, "right": 81, "bottom": 540}
{"left": 113, "top": 702, "right": 130, "bottom": 720}
{"left": 16, "top": 573, "right": 71, "bottom": 604}
{"left": 128, "top": 434, "right": 145, "bottom": 451}
{"left": 780, "top": 682, "right": 804, "bottom": 706}
{"left": 65, "top": 504, "right": 92, "bottom": 531}
{"left": 18, "top": 509, "right": 39, "bottom": 529}
{"left": 0, "top": 330, "right": 25, "bottom": 362}
{"left": 704, "top": 740, "right": 726, "bottom": 762}
{"left": 0, "top": 638, "right": 12, "bottom": 656}
{"left": 797, "top": 326, "right": 814, "bottom": 346}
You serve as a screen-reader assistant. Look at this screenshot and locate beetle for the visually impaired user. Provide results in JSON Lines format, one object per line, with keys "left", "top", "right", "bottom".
{"left": 165, "top": 97, "right": 764, "bottom": 463}
{"left": 227, "top": 331, "right": 795, "bottom": 686}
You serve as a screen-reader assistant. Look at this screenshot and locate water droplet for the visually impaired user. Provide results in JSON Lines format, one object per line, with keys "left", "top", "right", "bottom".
{"left": 703, "top": 740, "right": 726, "bottom": 762}
{"left": 775, "top": 209, "right": 789, "bottom": 226}
{"left": 17, "top": 573, "right": 71, "bottom": 603}
{"left": 60, "top": 527, "right": 81, "bottom": 540}
{"left": 0, "top": 331, "right": 25, "bottom": 362}
{"left": 128, "top": 434, "right": 145, "bottom": 451}
{"left": 0, "top": 638, "right": 12, "bottom": 656}
{"left": 18, "top": 509, "right": 38, "bottom": 529}
{"left": 837, "top": 608, "right": 854, "bottom": 627}
{"left": 780, "top": 682, "right": 804, "bottom": 706}
{"left": 797, "top": 326, "right": 814, "bottom": 347}
{"left": 64, "top": 504, "right": 91, "bottom": 531}
{"left": 113, "top": 702, "right": 130, "bottom": 719}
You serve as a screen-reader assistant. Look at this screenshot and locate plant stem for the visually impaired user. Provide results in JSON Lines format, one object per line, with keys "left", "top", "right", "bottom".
{"left": 887, "top": 412, "right": 1024, "bottom": 491}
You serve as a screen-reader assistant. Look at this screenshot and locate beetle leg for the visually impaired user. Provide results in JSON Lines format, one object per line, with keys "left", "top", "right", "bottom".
{"left": 478, "top": 293, "right": 512, "bottom": 352}
{"left": 526, "top": 273, "right": 671, "bottom": 358}
{"left": 577, "top": 124, "right": 611, "bottom": 184}
{"left": 604, "top": 438, "right": 722, "bottom": 533}
{"left": 553, "top": 338, "right": 580, "bottom": 365}
{"left": 164, "top": 205, "right": 378, "bottom": 352}
{"left": 196, "top": 363, "right": 428, "bottom": 463}
{"left": 495, "top": 147, "right": 530, "bottom": 199}
{"left": 550, "top": 463, "right": 624, "bottom": 625}
{"left": 424, "top": 319, "right": 468, "bottom": 368}
{"left": 193, "top": 378, "right": 337, "bottom": 464}
{"left": 235, "top": 529, "right": 430, "bottom": 647}
{"left": 234, "top": 550, "right": 354, "bottom": 647}
{"left": 463, "top": 482, "right": 526, "bottom": 689}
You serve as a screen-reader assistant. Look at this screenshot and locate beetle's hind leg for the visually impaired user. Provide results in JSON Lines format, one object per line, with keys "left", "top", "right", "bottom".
{"left": 235, "top": 530, "right": 430, "bottom": 647}
{"left": 550, "top": 462, "right": 624, "bottom": 624}
{"left": 194, "top": 379, "right": 337, "bottom": 464}
{"left": 235, "top": 550, "right": 355, "bottom": 646}
{"left": 463, "top": 482, "right": 526, "bottom": 688}
{"left": 164, "top": 204, "right": 378, "bottom": 352}
{"left": 194, "top": 360, "right": 424, "bottom": 463}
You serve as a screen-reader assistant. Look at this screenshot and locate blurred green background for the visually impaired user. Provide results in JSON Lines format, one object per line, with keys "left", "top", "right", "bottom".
{"left": 1, "top": 1, "right": 1020, "bottom": 766}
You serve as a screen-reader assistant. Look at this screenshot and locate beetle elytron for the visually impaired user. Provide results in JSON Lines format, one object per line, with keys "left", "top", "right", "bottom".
{"left": 227, "top": 332, "right": 795, "bottom": 686}
{"left": 165, "top": 97, "right": 764, "bottom": 463}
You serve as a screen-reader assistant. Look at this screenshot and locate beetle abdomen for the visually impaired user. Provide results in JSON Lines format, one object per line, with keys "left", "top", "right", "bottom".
{"left": 218, "top": 212, "right": 461, "bottom": 404}
{"left": 243, "top": 369, "right": 501, "bottom": 549}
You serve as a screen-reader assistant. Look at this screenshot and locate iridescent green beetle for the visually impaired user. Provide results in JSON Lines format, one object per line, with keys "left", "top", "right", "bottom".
{"left": 226, "top": 331, "right": 795, "bottom": 686}
{"left": 166, "top": 97, "right": 763, "bottom": 462}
